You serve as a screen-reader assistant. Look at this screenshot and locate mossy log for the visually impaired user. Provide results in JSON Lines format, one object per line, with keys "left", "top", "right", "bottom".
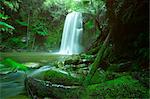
{"left": 25, "top": 77, "right": 84, "bottom": 99}
{"left": 84, "top": 33, "right": 110, "bottom": 86}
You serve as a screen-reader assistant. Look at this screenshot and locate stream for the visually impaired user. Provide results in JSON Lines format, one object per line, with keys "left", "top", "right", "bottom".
{"left": 0, "top": 52, "right": 71, "bottom": 99}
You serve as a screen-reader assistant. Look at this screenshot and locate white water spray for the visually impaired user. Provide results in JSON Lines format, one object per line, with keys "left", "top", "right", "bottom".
{"left": 59, "top": 11, "right": 83, "bottom": 55}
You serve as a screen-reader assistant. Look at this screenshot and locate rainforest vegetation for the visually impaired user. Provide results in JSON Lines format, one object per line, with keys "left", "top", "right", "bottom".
{"left": 0, "top": 0, "right": 149, "bottom": 98}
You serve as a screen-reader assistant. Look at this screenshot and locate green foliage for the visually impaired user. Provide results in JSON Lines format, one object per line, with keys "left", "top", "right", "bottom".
{"left": 86, "top": 20, "right": 94, "bottom": 29}
{"left": 2, "top": 0, "right": 21, "bottom": 11}
{"left": 0, "top": 21, "right": 15, "bottom": 34}
{"left": 0, "top": 11, "right": 14, "bottom": 34}
{"left": 0, "top": 0, "right": 21, "bottom": 46}
{"left": 9, "top": 37, "right": 25, "bottom": 48}
{"left": 1, "top": 58, "right": 28, "bottom": 71}
{"left": 10, "top": 37, "right": 21, "bottom": 44}
{"left": 45, "top": 24, "right": 62, "bottom": 49}
{"left": 43, "top": 0, "right": 99, "bottom": 13}
{"left": 0, "top": 13, "right": 10, "bottom": 20}
{"left": 32, "top": 21, "right": 48, "bottom": 36}
{"left": 3, "top": 1, "right": 14, "bottom": 10}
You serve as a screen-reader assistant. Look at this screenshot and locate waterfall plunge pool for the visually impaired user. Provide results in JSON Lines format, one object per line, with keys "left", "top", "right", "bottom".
{"left": 0, "top": 52, "right": 71, "bottom": 63}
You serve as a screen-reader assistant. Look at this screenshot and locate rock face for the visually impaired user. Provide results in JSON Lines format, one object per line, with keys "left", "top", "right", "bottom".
{"left": 23, "top": 62, "right": 40, "bottom": 68}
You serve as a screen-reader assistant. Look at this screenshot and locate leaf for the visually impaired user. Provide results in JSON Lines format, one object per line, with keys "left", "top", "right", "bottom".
{"left": 0, "top": 13, "right": 10, "bottom": 20}
{"left": 37, "top": 31, "right": 48, "bottom": 36}
{"left": 15, "top": 20, "right": 28, "bottom": 26}
{"left": 0, "top": 21, "right": 15, "bottom": 29}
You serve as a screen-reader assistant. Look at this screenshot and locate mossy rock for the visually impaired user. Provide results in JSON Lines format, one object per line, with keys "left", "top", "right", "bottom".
{"left": 84, "top": 75, "right": 149, "bottom": 98}
{"left": 89, "top": 69, "right": 128, "bottom": 85}
{"left": 30, "top": 66, "right": 83, "bottom": 86}
{"left": 44, "top": 68, "right": 82, "bottom": 85}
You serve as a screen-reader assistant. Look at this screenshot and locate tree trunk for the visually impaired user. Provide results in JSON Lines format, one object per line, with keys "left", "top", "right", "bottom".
{"left": 106, "top": 0, "right": 149, "bottom": 57}
{"left": 26, "top": 12, "right": 30, "bottom": 47}
{"left": 84, "top": 33, "right": 110, "bottom": 86}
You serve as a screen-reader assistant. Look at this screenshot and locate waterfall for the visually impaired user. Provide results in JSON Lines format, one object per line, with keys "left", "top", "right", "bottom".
{"left": 59, "top": 11, "right": 83, "bottom": 55}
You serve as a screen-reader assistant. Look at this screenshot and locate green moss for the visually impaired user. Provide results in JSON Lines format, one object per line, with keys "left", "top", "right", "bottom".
{"left": 1, "top": 58, "right": 28, "bottom": 71}
{"left": 90, "top": 69, "right": 128, "bottom": 85}
{"left": 84, "top": 75, "right": 149, "bottom": 98}
{"left": 44, "top": 68, "right": 82, "bottom": 86}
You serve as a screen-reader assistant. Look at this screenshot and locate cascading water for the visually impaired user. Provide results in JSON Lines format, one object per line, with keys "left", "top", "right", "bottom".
{"left": 59, "top": 11, "right": 83, "bottom": 55}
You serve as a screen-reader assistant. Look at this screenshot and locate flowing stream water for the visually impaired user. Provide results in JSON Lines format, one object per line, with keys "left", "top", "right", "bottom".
{"left": 0, "top": 52, "right": 70, "bottom": 98}
{"left": 59, "top": 11, "right": 83, "bottom": 55}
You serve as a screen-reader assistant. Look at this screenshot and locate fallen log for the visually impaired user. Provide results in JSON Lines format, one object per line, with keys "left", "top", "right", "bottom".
{"left": 25, "top": 77, "right": 84, "bottom": 99}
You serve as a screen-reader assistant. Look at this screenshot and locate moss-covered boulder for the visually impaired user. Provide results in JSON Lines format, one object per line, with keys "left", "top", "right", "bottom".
{"left": 30, "top": 66, "right": 82, "bottom": 86}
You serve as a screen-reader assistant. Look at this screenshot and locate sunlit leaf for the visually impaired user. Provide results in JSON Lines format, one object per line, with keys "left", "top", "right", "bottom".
{"left": 0, "top": 21, "right": 15, "bottom": 29}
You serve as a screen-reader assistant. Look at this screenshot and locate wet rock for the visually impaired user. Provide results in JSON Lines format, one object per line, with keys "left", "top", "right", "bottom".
{"left": 23, "top": 62, "right": 40, "bottom": 68}
{"left": 64, "top": 59, "right": 80, "bottom": 65}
